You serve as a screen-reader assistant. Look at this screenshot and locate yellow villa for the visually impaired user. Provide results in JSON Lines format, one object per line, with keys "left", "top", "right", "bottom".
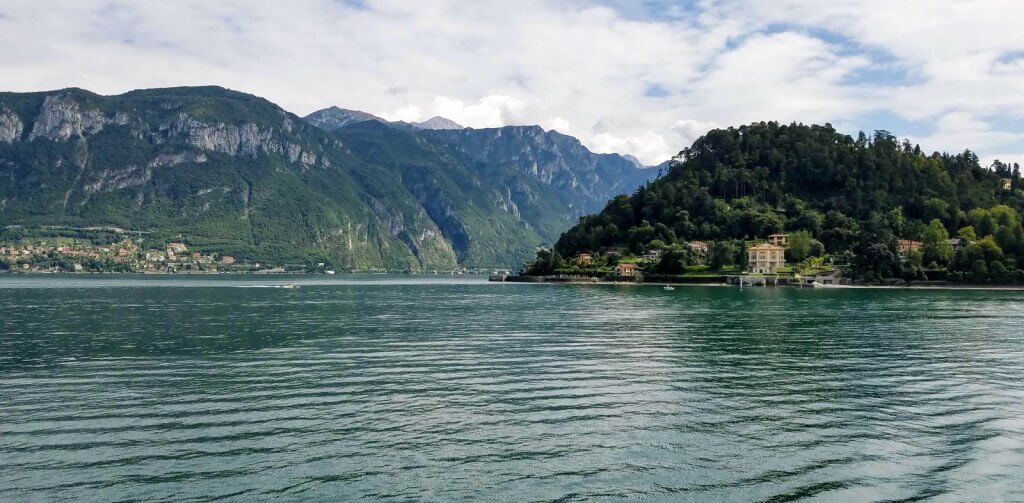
{"left": 748, "top": 243, "right": 785, "bottom": 274}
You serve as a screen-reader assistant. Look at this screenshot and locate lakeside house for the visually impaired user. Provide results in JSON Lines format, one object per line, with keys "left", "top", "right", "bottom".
{"left": 642, "top": 249, "right": 662, "bottom": 261}
{"left": 947, "top": 238, "right": 962, "bottom": 252}
{"left": 221, "top": 255, "right": 236, "bottom": 265}
{"left": 614, "top": 263, "right": 639, "bottom": 277}
{"left": 748, "top": 243, "right": 785, "bottom": 274}
{"left": 688, "top": 241, "right": 709, "bottom": 254}
{"left": 768, "top": 233, "right": 789, "bottom": 246}
{"left": 576, "top": 253, "right": 593, "bottom": 266}
{"left": 897, "top": 239, "right": 922, "bottom": 257}
{"left": 1001, "top": 178, "right": 1013, "bottom": 190}
{"left": 167, "top": 242, "right": 188, "bottom": 253}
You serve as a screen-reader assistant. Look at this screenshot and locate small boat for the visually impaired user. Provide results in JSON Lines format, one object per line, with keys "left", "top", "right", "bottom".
{"left": 324, "top": 270, "right": 335, "bottom": 275}
{"left": 663, "top": 285, "right": 675, "bottom": 291}
{"left": 282, "top": 283, "right": 300, "bottom": 289}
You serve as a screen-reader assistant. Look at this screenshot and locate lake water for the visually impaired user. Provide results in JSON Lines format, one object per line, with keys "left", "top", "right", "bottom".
{"left": 1, "top": 275, "right": 1023, "bottom": 501}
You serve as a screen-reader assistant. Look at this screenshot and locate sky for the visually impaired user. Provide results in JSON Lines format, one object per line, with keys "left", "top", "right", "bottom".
{"left": 1, "top": 0, "right": 1023, "bottom": 166}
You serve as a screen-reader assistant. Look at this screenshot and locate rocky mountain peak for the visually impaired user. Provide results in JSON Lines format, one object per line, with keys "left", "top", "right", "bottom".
{"left": 413, "top": 116, "right": 463, "bottom": 130}
{"left": 304, "top": 107, "right": 386, "bottom": 131}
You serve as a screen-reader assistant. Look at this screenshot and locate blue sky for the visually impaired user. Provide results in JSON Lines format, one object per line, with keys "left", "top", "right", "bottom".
{"left": 1, "top": 0, "right": 1022, "bottom": 165}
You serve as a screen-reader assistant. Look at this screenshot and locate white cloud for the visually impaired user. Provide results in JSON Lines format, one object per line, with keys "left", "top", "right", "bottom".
{"left": 547, "top": 116, "right": 571, "bottom": 134}
{"left": 671, "top": 119, "right": 719, "bottom": 147}
{"left": 981, "top": 153, "right": 1024, "bottom": 170}
{"left": 588, "top": 131, "right": 673, "bottom": 165}
{"left": 402, "top": 95, "right": 530, "bottom": 128}
{"left": 911, "top": 112, "right": 1023, "bottom": 155}
{"left": 0, "top": 0, "right": 1021, "bottom": 165}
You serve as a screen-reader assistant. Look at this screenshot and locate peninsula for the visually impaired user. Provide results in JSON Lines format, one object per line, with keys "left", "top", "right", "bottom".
{"left": 512, "top": 122, "right": 1024, "bottom": 287}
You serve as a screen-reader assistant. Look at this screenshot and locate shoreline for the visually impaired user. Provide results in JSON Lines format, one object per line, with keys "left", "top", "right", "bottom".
{"left": 4, "top": 272, "right": 1023, "bottom": 291}
{"left": 493, "top": 276, "right": 1024, "bottom": 291}
{"left": 0, "top": 270, "right": 481, "bottom": 276}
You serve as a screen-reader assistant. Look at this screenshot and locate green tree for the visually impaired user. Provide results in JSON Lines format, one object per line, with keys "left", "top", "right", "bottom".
{"left": 785, "top": 230, "right": 819, "bottom": 262}
{"left": 990, "top": 261, "right": 1009, "bottom": 282}
{"left": 907, "top": 249, "right": 924, "bottom": 268}
{"left": 525, "top": 248, "right": 565, "bottom": 276}
{"left": 652, "top": 246, "right": 690, "bottom": 274}
{"left": 967, "top": 208, "right": 996, "bottom": 237}
{"left": 709, "top": 241, "right": 737, "bottom": 270}
{"left": 957, "top": 226, "right": 977, "bottom": 242}
{"left": 738, "top": 240, "right": 748, "bottom": 270}
{"left": 971, "top": 260, "right": 989, "bottom": 282}
{"left": 921, "top": 219, "right": 952, "bottom": 266}
{"left": 923, "top": 198, "right": 950, "bottom": 224}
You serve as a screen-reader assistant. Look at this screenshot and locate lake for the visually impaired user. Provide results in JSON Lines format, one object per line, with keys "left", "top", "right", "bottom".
{"left": 1, "top": 275, "right": 1023, "bottom": 501}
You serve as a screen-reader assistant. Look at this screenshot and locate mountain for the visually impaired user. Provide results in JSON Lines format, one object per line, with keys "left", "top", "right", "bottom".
{"left": 324, "top": 121, "right": 659, "bottom": 265}
{"left": 0, "top": 86, "right": 658, "bottom": 270}
{"left": 553, "top": 121, "right": 1024, "bottom": 282}
{"left": 302, "top": 107, "right": 463, "bottom": 131}
{"left": 412, "top": 116, "right": 463, "bottom": 130}
{"left": 304, "top": 106, "right": 385, "bottom": 130}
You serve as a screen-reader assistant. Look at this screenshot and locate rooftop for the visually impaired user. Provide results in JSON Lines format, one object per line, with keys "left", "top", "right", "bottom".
{"left": 750, "top": 243, "right": 784, "bottom": 250}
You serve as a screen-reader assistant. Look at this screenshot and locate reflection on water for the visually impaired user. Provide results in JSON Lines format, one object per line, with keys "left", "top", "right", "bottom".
{"left": 1, "top": 276, "right": 1023, "bottom": 501}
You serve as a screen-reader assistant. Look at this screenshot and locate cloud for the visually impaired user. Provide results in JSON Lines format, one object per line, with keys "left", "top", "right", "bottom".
{"left": 385, "top": 94, "right": 532, "bottom": 128}
{"left": 589, "top": 131, "right": 673, "bottom": 165}
{"left": 671, "top": 119, "right": 719, "bottom": 146}
{"left": 0, "top": 0, "right": 1021, "bottom": 165}
{"left": 911, "top": 112, "right": 1023, "bottom": 155}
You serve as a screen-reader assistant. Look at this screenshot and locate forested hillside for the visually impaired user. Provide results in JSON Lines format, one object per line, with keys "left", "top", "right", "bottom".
{"left": 554, "top": 122, "right": 1024, "bottom": 282}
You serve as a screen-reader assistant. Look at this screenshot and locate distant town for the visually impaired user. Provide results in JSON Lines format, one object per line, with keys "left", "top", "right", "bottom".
{"left": 0, "top": 238, "right": 264, "bottom": 274}
{"left": 0, "top": 227, "right": 479, "bottom": 275}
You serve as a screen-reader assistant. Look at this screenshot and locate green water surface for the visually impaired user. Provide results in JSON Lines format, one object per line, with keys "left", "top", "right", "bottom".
{"left": 1, "top": 275, "right": 1022, "bottom": 501}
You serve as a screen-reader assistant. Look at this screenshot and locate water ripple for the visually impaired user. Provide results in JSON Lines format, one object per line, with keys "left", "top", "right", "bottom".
{"left": 1, "top": 276, "right": 1023, "bottom": 501}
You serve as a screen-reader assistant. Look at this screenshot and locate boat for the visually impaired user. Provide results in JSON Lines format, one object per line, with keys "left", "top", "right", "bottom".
{"left": 324, "top": 270, "right": 335, "bottom": 275}
{"left": 282, "top": 283, "right": 300, "bottom": 289}
{"left": 663, "top": 285, "right": 675, "bottom": 291}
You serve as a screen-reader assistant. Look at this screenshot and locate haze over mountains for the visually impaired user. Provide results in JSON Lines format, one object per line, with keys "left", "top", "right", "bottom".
{"left": 0, "top": 86, "right": 660, "bottom": 270}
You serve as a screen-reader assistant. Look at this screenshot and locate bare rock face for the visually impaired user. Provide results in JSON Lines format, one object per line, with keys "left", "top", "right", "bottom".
{"left": 18, "top": 92, "right": 323, "bottom": 170}
{"left": 84, "top": 165, "right": 152, "bottom": 192}
{"left": 29, "top": 95, "right": 104, "bottom": 141}
{"left": 25, "top": 94, "right": 130, "bottom": 142}
{"left": 0, "top": 108, "right": 23, "bottom": 143}
{"left": 164, "top": 113, "right": 317, "bottom": 166}
{"left": 166, "top": 114, "right": 270, "bottom": 157}
{"left": 492, "top": 187, "right": 521, "bottom": 218}
{"left": 148, "top": 151, "right": 208, "bottom": 168}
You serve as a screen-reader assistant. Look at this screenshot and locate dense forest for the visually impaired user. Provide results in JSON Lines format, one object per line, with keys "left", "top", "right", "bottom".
{"left": 552, "top": 122, "right": 1024, "bottom": 283}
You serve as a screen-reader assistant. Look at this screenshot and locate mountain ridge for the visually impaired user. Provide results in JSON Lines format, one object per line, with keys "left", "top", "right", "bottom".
{"left": 0, "top": 86, "right": 658, "bottom": 270}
